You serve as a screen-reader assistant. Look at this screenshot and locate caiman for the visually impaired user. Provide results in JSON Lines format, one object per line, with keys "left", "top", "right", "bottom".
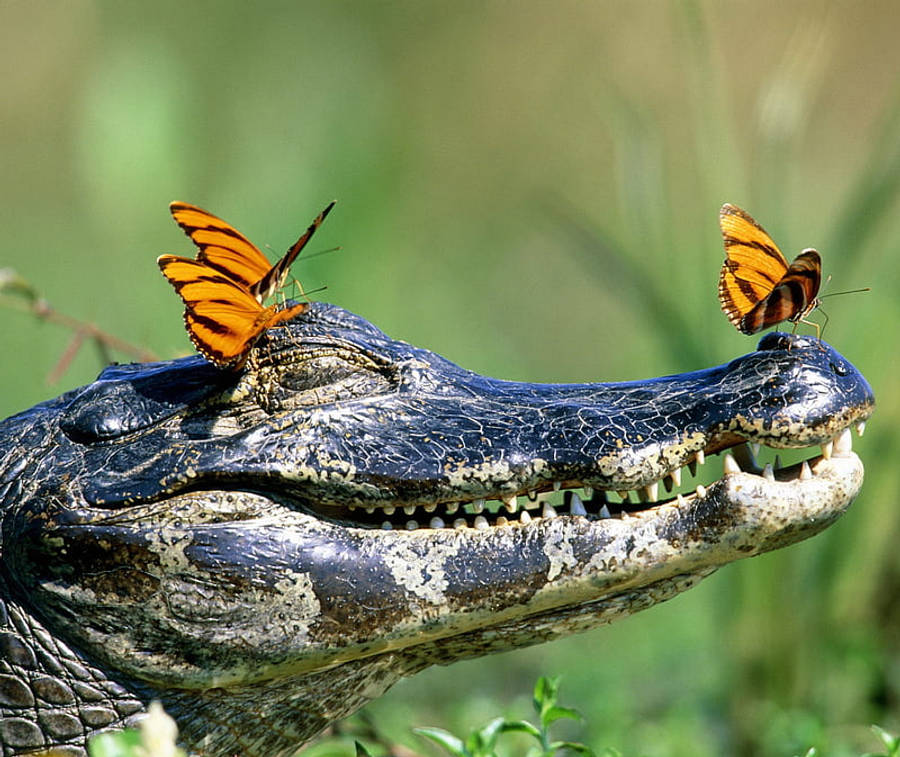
{"left": 0, "top": 302, "right": 874, "bottom": 756}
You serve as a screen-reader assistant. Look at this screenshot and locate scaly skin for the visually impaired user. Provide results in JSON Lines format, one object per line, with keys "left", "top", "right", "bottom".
{"left": 0, "top": 303, "right": 874, "bottom": 756}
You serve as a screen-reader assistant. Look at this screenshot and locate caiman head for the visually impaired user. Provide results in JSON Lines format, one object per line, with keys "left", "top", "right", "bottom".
{"left": 0, "top": 303, "right": 874, "bottom": 756}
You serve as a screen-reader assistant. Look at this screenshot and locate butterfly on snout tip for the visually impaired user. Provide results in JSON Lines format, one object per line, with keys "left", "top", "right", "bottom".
{"left": 158, "top": 201, "right": 334, "bottom": 369}
{"left": 718, "top": 203, "right": 822, "bottom": 336}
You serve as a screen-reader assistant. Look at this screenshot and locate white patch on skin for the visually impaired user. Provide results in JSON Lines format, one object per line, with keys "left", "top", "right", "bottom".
{"left": 543, "top": 526, "right": 577, "bottom": 580}
{"left": 382, "top": 539, "right": 462, "bottom": 605}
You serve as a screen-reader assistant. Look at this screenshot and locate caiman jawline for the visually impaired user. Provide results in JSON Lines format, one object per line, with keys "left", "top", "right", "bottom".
{"left": 321, "top": 423, "right": 865, "bottom": 530}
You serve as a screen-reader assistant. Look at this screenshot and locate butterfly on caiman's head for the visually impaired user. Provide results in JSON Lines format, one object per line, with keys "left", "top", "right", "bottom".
{"left": 158, "top": 201, "right": 334, "bottom": 369}
{"left": 717, "top": 203, "right": 821, "bottom": 336}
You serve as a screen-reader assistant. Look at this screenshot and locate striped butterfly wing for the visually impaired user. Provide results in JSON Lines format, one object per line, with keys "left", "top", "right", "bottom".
{"left": 169, "top": 202, "right": 273, "bottom": 293}
{"left": 737, "top": 249, "right": 822, "bottom": 335}
{"left": 158, "top": 255, "right": 307, "bottom": 368}
{"left": 250, "top": 200, "right": 335, "bottom": 302}
{"left": 718, "top": 203, "right": 789, "bottom": 333}
{"left": 718, "top": 203, "right": 823, "bottom": 335}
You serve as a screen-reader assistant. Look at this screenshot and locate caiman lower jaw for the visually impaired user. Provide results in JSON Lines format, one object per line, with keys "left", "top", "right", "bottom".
{"left": 335, "top": 424, "right": 866, "bottom": 531}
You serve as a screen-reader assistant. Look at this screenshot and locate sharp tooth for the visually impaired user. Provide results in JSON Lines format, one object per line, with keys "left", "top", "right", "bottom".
{"left": 800, "top": 461, "right": 812, "bottom": 480}
{"left": 383, "top": 506, "right": 395, "bottom": 515}
{"left": 723, "top": 453, "right": 741, "bottom": 475}
{"left": 750, "top": 442, "right": 761, "bottom": 456}
{"left": 542, "top": 502, "right": 558, "bottom": 518}
{"left": 762, "top": 463, "right": 775, "bottom": 482}
{"left": 423, "top": 503, "right": 437, "bottom": 513}
{"left": 696, "top": 450, "right": 705, "bottom": 466}
{"left": 429, "top": 516, "right": 446, "bottom": 529}
{"left": 405, "top": 520, "right": 419, "bottom": 530}
{"left": 642, "top": 482, "right": 659, "bottom": 503}
{"left": 446, "top": 502, "right": 459, "bottom": 514}
{"left": 474, "top": 515, "right": 489, "bottom": 530}
{"left": 617, "top": 490, "right": 630, "bottom": 501}
{"left": 453, "top": 518, "right": 468, "bottom": 529}
{"left": 527, "top": 489, "right": 537, "bottom": 501}
{"left": 365, "top": 506, "right": 376, "bottom": 515}
{"left": 835, "top": 428, "right": 852, "bottom": 456}
{"left": 496, "top": 515, "right": 509, "bottom": 526}
{"left": 569, "top": 492, "right": 587, "bottom": 516}
{"left": 695, "top": 484, "right": 707, "bottom": 498}
{"left": 552, "top": 481, "right": 561, "bottom": 491}
{"left": 821, "top": 440, "right": 833, "bottom": 460}
{"left": 472, "top": 499, "right": 485, "bottom": 513}
{"left": 688, "top": 459, "right": 697, "bottom": 477}
{"left": 583, "top": 486, "right": 594, "bottom": 499}
{"left": 348, "top": 504, "right": 356, "bottom": 511}
{"left": 381, "top": 521, "right": 392, "bottom": 530}
{"left": 774, "top": 454, "right": 783, "bottom": 470}
{"left": 670, "top": 467, "right": 682, "bottom": 488}
{"left": 856, "top": 420, "right": 866, "bottom": 437}
{"left": 404, "top": 505, "right": 416, "bottom": 516}
{"left": 503, "top": 495, "right": 518, "bottom": 513}
{"left": 520, "top": 510, "right": 532, "bottom": 524}
{"left": 676, "top": 493, "right": 686, "bottom": 507}
{"left": 599, "top": 504, "right": 611, "bottom": 518}
{"left": 732, "top": 443, "right": 759, "bottom": 473}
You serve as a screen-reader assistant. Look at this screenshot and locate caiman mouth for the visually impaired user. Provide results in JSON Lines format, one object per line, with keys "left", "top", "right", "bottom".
{"left": 314, "top": 422, "right": 866, "bottom": 531}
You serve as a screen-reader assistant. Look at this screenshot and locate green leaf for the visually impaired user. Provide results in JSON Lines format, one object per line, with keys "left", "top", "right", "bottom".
{"left": 496, "top": 720, "right": 543, "bottom": 740}
{"left": 414, "top": 726, "right": 470, "bottom": 757}
{"left": 87, "top": 730, "right": 142, "bottom": 757}
{"left": 541, "top": 705, "right": 582, "bottom": 725}
{"left": 548, "top": 740, "right": 595, "bottom": 756}
{"left": 871, "top": 725, "right": 900, "bottom": 754}
{"left": 533, "top": 676, "right": 561, "bottom": 714}
{"left": 355, "top": 741, "right": 374, "bottom": 757}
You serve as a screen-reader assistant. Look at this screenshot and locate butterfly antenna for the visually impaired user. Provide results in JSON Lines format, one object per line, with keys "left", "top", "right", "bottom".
{"left": 819, "top": 286, "right": 871, "bottom": 299}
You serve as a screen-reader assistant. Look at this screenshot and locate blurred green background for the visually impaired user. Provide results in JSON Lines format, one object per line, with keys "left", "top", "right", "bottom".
{"left": 2, "top": 2, "right": 898, "bottom": 755}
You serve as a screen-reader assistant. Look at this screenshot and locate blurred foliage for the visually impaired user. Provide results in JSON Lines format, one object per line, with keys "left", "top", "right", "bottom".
{"left": 2, "top": 1, "right": 898, "bottom": 756}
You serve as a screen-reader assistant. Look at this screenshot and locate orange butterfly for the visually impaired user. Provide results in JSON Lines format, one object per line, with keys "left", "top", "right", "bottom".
{"left": 158, "top": 201, "right": 334, "bottom": 369}
{"left": 718, "top": 203, "right": 822, "bottom": 335}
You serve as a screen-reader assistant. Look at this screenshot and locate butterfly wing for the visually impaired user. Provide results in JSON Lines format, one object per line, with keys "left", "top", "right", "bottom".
{"left": 250, "top": 200, "right": 335, "bottom": 302}
{"left": 718, "top": 203, "right": 791, "bottom": 334}
{"left": 158, "top": 254, "right": 307, "bottom": 368}
{"left": 737, "top": 249, "right": 822, "bottom": 334}
{"left": 169, "top": 202, "right": 273, "bottom": 291}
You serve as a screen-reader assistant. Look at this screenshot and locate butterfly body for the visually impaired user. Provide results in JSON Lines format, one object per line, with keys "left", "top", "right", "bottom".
{"left": 159, "top": 202, "right": 333, "bottom": 369}
{"left": 718, "top": 203, "right": 822, "bottom": 335}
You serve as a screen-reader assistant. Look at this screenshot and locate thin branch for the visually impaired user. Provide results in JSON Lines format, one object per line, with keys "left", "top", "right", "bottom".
{"left": 0, "top": 268, "right": 158, "bottom": 382}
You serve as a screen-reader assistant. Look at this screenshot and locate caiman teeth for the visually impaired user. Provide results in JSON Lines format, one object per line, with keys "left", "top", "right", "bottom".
{"left": 732, "top": 442, "right": 760, "bottom": 473}
{"left": 356, "top": 423, "right": 860, "bottom": 531}
{"left": 856, "top": 420, "right": 866, "bottom": 436}
{"left": 835, "top": 427, "right": 852, "bottom": 456}
{"left": 723, "top": 452, "right": 741, "bottom": 475}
